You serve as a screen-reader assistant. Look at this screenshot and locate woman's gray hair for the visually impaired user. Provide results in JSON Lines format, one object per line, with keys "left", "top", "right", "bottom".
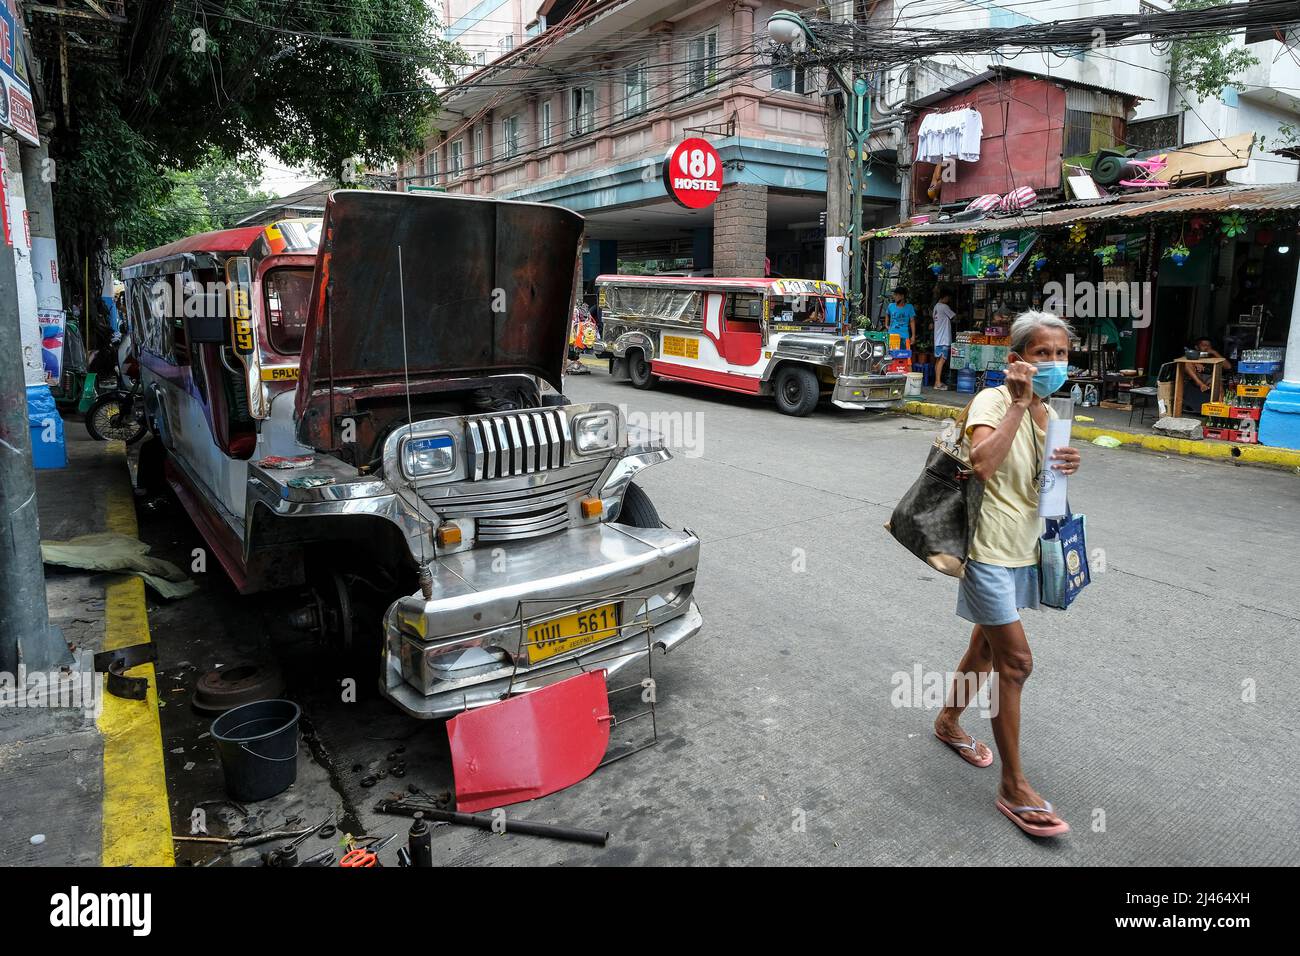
{"left": 1009, "top": 310, "right": 1074, "bottom": 355}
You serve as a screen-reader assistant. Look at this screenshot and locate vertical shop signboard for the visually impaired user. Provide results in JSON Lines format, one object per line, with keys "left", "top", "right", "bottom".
{"left": 0, "top": 0, "right": 39, "bottom": 146}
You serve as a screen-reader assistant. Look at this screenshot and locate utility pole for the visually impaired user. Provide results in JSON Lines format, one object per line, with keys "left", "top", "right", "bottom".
{"left": 0, "top": 134, "right": 63, "bottom": 675}
{"left": 769, "top": 10, "right": 871, "bottom": 324}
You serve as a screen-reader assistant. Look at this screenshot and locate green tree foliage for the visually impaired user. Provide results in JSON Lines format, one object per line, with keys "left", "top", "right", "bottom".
{"left": 1168, "top": 0, "right": 1260, "bottom": 103}
{"left": 52, "top": 0, "right": 464, "bottom": 260}
{"left": 111, "top": 151, "right": 278, "bottom": 263}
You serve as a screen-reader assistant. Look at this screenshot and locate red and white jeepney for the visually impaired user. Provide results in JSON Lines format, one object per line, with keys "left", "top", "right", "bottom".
{"left": 597, "top": 275, "right": 905, "bottom": 415}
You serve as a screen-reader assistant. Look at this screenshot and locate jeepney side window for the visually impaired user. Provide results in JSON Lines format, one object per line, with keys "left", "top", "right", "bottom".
{"left": 264, "top": 267, "right": 312, "bottom": 354}
{"left": 727, "top": 292, "right": 763, "bottom": 330}
{"left": 132, "top": 279, "right": 164, "bottom": 357}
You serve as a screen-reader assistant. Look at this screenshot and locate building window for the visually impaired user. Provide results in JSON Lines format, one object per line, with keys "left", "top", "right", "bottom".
{"left": 451, "top": 140, "right": 464, "bottom": 176}
{"left": 526, "top": 16, "right": 546, "bottom": 38}
{"left": 624, "top": 63, "right": 647, "bottom": 117}
{"left": 771, "top": 60, "right": 808, "bottom": 95}
{"left": 502, "top": 115, "right": 520, "bottom": 159}
{"left": 473, "top": 126, "right": 485, "bottom": 167}
{"left": 423, "top": 150, "right": 436, "bottom": 182}
{"left": 570, "top": 87, "right": 594, "bottom": 136}
{"left": 687, "top": 30, "right": 718, "bottom": 93}
{"left": 541, "top": 100, "right": 553, "bottom": 148}
{"left": 475, "top": 51, "right": 487, "bottom": 67}
{"left": 499, "top": 33, "right": 515, "bottom": 54}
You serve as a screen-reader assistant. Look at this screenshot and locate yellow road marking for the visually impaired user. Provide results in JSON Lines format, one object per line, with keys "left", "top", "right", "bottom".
{"left": 899, "top": 400, "right": 1300, "bottom": 471}
{"left": 99, "top": 441, "right": 174, "bottom": 867}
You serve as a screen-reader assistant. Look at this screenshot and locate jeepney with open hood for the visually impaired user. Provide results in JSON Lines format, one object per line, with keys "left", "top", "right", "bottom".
{"left": 124, "top": 190, "right": 703, "bottom": 718}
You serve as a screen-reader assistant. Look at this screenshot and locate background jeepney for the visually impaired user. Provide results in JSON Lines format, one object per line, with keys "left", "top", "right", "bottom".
{"left": 123, "top": 190, "right": 703, "bottom": 718}
{"left": 597, "top": 275, "right": 905, "bottom": 416}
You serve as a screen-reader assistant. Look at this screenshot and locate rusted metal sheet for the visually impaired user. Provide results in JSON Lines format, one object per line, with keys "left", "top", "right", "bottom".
{"left": 294, "top": 190, "right": 584, "bottom": 449}
{"left": 910, "top": 74, "right": 1069, "bottom": 207}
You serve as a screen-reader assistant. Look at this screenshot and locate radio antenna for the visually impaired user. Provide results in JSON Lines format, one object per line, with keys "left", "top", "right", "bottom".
{"left": 397, "top": 244, "right": 434, "bottom": 600}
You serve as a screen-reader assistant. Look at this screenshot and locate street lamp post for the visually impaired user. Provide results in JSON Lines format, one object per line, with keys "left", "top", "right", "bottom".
{"left": 768, "top": 11, "right": 870, "bottom": 325}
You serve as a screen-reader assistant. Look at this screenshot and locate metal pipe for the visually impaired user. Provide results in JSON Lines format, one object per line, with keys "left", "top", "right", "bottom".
{"left": 374, "top": 800, "right": 610, "bottom": 847}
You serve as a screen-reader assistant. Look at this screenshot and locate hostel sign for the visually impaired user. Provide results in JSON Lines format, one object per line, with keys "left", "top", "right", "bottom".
{"left": 663, "top": 138, "right": 723, "bottom": 209}
{"left": 0, "top": 0, "right": 38, "bottom": 146}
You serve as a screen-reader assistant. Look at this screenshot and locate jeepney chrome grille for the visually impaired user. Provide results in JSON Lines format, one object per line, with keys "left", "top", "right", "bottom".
{"left": 416, "top": 459, "right": 606, "bottom": 520}
{"left": 476, "top": 505, "right": 571, "bottom": 542}
{"left": 465, "top": 410, "right": 569, "bottom": 481}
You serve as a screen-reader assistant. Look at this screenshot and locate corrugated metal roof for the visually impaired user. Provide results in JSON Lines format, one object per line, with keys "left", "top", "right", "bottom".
{"left": 876, "top": 182, "right": 1300, "bottom": 239}
{"left": 907, "top": 64, "right": 1146, "bottom": 110}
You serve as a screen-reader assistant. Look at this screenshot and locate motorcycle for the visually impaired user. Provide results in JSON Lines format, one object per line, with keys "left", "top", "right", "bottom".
{"left": 84, "top": 334, "right": 147, "bottom": 444}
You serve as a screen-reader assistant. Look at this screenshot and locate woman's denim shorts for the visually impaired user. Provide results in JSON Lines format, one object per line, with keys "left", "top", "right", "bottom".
{"left": 957, "top": 560, "right": 1040, "bottom": 626}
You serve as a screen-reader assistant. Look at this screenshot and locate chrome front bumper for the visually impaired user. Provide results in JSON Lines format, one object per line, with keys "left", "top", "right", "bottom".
{"left": 380, "top": 521, "right": 702, "bottom": 718}
{"left": 832, "top": 373, "right": 907, "bottom": 410}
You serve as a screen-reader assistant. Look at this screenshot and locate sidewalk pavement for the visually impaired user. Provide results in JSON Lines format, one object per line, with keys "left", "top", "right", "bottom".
{"left": 900, "top": 385, "right": 1300, "bottom": 471}
{"left": 0, "top": 427, "right": 172, "bottom": 867}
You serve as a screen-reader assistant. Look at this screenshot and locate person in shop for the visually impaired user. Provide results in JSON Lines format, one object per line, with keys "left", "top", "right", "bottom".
{"left": 886, "top": 287, "right": 916, "bottom": 350}
{"left": 931, "top": 309, "right": 1082, "bottom": 838}
{"left": 931, "top": 288, "right": 955, "bottom": 389}
{"left": 1181, "top": 336, "right": 1231, "bottom": 413}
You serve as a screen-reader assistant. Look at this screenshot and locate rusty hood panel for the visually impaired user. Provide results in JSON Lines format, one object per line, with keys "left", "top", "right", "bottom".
{"left": 294, "top": 190, "right": 584, "bottom": 443}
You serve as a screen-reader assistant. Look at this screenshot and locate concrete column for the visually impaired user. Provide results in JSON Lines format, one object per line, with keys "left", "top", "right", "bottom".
{"left": 712, "top": 183, "right": 768, "bottom": 277}
{"left": 2, "top": 140, "right": 43, "bottom": 386}
{"left": 651, "top": 22, "right": 675, "bottom": 118}
{"left": 20, "top": 131, "right": 65, "bottom": 392}
{"left": 732, "top": 0, "right": 759, "bottom": 49}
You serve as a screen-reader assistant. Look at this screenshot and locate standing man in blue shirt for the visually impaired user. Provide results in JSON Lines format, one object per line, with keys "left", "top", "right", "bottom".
{"left": 886, "top": 287, "right": 916, "bottom": 350}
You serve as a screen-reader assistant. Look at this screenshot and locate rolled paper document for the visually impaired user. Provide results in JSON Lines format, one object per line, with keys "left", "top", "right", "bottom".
{"left": 1038, "top": 416, "right": 1073, "bottom": 518}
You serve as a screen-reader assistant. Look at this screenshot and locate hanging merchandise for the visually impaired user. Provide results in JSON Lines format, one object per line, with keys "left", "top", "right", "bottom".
{"left": 1069, "top": 222, "right": 1088, "bottom": 246}
{"left": 916, "top": 107, "right": 983, "bottom": 163}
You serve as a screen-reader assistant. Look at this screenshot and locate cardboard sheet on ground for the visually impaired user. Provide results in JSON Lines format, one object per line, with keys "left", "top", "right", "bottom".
{"left": 41, "top": 532, "right": 199, "bottom": 599}
{"left": 447, "top": 670, "right": 612, "bottom": 813}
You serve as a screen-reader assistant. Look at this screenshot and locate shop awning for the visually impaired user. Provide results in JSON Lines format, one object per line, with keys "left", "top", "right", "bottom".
{"left": 874, "top": 182, "right": 1300, "bottom": 239}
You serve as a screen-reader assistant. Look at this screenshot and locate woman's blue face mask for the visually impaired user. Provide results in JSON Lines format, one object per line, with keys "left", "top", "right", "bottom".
{"left": 1032, "top": 361, "right": 1069, "bottom": 398}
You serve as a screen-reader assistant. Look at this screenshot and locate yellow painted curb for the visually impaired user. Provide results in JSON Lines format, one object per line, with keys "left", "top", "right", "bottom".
{"left": 98, "top": 441, "right": 174, "bottom": 867}
{"left": 898, "top": 400, "right": 1300, "bottom": 471}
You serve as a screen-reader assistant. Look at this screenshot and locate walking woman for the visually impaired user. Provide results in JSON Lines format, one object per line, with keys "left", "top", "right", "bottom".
{"left": 931, "top": 310, "right": 1082, "bottom": 837}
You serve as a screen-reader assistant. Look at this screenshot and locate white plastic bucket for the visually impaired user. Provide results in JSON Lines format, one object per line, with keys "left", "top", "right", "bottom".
{"left": 905, "top": 372, "right": 923, "bottom": 396}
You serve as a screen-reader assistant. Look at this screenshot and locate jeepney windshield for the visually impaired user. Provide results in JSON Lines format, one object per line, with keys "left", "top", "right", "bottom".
{"left": 770, "top": 294, "right": 840, "bottom": 329}
{"left": 264, "top": 267, "right": 312, "bottom": 354}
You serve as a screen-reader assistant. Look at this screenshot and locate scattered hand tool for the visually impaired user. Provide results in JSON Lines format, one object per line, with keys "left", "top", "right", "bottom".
{"left": 408, "top": 812, "right": 433, "bottom": 867}
{"left": 340, "top": 833, "right": 399, "bottom": 868}
{"left": 374, "top": 799, "right": 609, "bottom": 847}
{"left": 299, "top": 848, "right": 335, "bottom": 867}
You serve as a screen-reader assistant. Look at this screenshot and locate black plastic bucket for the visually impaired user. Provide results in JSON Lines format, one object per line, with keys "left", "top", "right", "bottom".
{"left": 210, "top": 698, "right": 301, "bottom": 802}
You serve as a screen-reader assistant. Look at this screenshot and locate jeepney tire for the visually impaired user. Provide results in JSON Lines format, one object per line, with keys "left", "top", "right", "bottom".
{"left": 135, "top": 433, "right": 168, "bottom": 497}
{"left": 615, "top": 482, "right": 662, "bottom": 529}
{"left": 627, "top": 350, "right": 655, "bottom": 389}
{"left": 773, "top": 365, "right": 820, "bottom": 416}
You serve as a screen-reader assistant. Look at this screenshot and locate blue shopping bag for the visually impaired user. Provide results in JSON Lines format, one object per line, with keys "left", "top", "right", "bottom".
{"left": 1040, "top": 513, "right": 1090, "bottom": 609}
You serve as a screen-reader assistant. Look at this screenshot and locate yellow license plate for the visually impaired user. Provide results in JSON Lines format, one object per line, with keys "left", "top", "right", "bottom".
{"left": 527, "top": 603, "right": 621, "bottom": 664}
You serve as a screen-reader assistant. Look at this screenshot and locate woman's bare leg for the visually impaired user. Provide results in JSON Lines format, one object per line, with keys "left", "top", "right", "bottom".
{"left": 934, "top": 625, "right": 993, "bottom": 763}
{"left": 979, "top": 618, "right": 1063, "bottom": 827}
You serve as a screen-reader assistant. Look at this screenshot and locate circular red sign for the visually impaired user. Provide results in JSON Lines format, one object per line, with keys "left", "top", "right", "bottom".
{"left": 663, "top": 138, "right": 724, "bottom": 209}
